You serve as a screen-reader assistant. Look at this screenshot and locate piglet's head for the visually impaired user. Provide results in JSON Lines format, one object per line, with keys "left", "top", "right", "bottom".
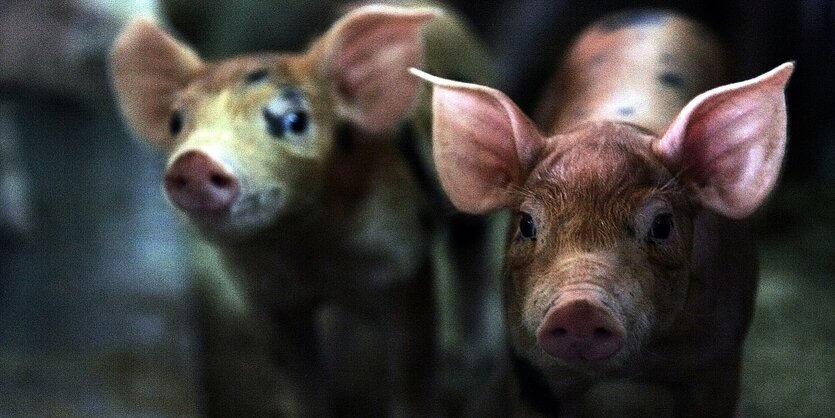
{"left": 412, "top": 63, "right": 793, "bottom": 371}
{"left": 111, "top": 6, "right": 437, "bottom": 240}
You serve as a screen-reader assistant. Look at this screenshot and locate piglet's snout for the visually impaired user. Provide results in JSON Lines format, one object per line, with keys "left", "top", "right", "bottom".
{"left": 537, "top": 290, "right": 626, "bottom": 361}
{"left": 165, "top": 150, "right": 240, "bottom": 215}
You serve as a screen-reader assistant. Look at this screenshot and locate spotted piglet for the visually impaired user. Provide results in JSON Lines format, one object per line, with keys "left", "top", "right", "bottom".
{"left": 413, "top": 9, "right": 793, "bottom": 417}
{"left": 111, "top": 4, "right": 492, "bottom": 416}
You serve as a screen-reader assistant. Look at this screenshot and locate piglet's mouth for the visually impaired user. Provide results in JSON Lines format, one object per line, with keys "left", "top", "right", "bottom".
{"left": 229, "top": 189, "right": 284, "bottom": 222}
{"left": 175, "top": 188, "right": 284, "bottom": 242}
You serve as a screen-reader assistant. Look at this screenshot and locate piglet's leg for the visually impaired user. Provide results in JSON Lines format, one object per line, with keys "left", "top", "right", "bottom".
{"left": 268, "top": 307, "right": 330, "bottom": 416}
{"left": 378, "top": 260, "right": 438, "bottom": 417}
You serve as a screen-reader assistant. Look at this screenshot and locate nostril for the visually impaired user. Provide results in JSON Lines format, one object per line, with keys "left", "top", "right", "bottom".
{"left": 169, "top": 175, "right": 188, "bottom": 190}
{"left": 593, "top": 327, "right": 612, "bottom": 338}
{"left": 210, "top": 173, "right": 233, "bottom": 189}
{"left": 553, "top": 328, "right": 568, "bottom": 337}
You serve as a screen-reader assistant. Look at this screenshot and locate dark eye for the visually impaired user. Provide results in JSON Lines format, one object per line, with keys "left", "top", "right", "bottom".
{"left": 245, "top": 69, "right": 269, "bottom": 85}
{"left": 283, "top": 111, "right": 308, "bottom": 135}
{"left": 647, "top": 213, "right": 673, "bottom": 240}
{"left": 519, "top": 212, "right": 537, "bottom": 240}
{"left": 264, "top": 108, "right": 309, "bottom": 138}
{"left": 170, "top": 111, "right": 183, "bottom": 136}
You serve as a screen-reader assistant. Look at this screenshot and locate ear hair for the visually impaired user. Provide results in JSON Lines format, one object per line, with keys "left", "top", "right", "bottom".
{"left": 411, "top": 68, "right": 544, "bottom": 214}
{"left": 654, "top": 62, "right": 794, "bottom": 218}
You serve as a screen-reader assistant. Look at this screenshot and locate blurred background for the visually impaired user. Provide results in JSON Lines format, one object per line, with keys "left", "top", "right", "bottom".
{"left": 0, "top": 0, "right": 832, "bottom": 416}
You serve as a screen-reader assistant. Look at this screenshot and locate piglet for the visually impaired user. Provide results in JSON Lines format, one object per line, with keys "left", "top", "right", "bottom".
{"left": 413, "top": 9, "right": 793, "bottom": 417}
{"left": 111, "top": 4, "right": 492, "bottom": 416}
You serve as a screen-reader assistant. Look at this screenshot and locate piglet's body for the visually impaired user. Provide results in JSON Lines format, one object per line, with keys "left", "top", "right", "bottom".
{"left": 111, "top": 5, "right": 492, "bottom": 416}
{"left": 414, "top": 9, "right": 793, "bottom": 417}
{"left": 537, "top": 11, "right": 725, "bottom": 136}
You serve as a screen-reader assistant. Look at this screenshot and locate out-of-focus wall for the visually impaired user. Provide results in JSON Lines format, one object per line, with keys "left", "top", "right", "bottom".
{"left": 0, "top": 1, "right": 200, "bottom": 416}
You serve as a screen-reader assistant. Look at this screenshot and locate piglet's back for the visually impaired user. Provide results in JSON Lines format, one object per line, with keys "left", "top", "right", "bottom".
{"left": 540, "top": 9, "right": 726, "bottom": 136}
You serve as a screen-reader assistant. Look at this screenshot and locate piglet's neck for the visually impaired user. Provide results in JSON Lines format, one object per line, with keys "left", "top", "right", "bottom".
{"left": 217, "top": 135, "right": 404, "bottom": 280}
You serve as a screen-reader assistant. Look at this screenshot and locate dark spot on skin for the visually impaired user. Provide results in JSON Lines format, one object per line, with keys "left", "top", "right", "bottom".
{"left": 660, "top": 52, "right": 674, "bottom": 64}
{"left": 617, "top": 107, "right": 635, "bottom": 116}
{"left": 658, "top": 72, "right": 685, "bottom": 89}
{"left": 591, "top": 53, "right": 606, "bottom": 67}
{"left": 281, "top": 87, "right": 306, "bottom": 106}
{"left": 245, "top": 69, "right": 270, "bottom": 85}
{"left": 598, "top": 9, "right": 667, "bottom": 32}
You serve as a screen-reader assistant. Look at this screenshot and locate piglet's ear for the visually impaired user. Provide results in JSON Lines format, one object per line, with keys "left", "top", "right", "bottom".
{"left": 110, "top": 18, "right": 203, "bottom": 147}
{"left": 317, "top": 5, "right": 438, "bottom": 134}
{"left": 411, "top": 69, "right": 543, "bottom": 214}
{"left": 653, "top": 62, "right": 794, "bottom": 219}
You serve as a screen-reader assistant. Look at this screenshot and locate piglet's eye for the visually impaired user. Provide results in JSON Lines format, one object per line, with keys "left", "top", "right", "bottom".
{"left": 647, "top": 213, "right": 673, "bottom": 240}
{"left": 170, "top": 111, "right": 183, "bottom": 136}
{"left": 283, "top": 111, "right": 309, "bottom": 135}
{"left": 519, "top": 212, "right": 537, "bottom": 240}
{"left": 264, "top": 108, "right": 309, "bottom": 138}
{"left": 245, "top": 69, "right": 269, "bottom": 84}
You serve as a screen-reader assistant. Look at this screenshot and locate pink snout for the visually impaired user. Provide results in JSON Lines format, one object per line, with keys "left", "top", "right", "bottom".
{"left": 536, "top": 290, "right": 626, "bottom": 361}
{"left": 164, "top": 151, "right": 239, "bottom": 215}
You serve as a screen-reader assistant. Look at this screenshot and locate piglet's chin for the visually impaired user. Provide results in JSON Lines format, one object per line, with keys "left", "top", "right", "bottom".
{"left": 186, "top": 188, "right": 285, "bottom": 241}
{"left": 537, "top": 342, "right": 635, "bottom": 377}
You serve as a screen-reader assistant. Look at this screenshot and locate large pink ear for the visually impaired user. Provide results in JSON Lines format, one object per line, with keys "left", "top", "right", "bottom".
{"left": 653, "top": 62, "right": 795, "bottom": 219}
{"left": 317, "top": 5, "right": 438, "bottom": 134}
{"left": 411, "top": 69, "right": 544, "bottom": 214}
{"left": 110, "top": 18, "right": 203, "bottom": 147}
